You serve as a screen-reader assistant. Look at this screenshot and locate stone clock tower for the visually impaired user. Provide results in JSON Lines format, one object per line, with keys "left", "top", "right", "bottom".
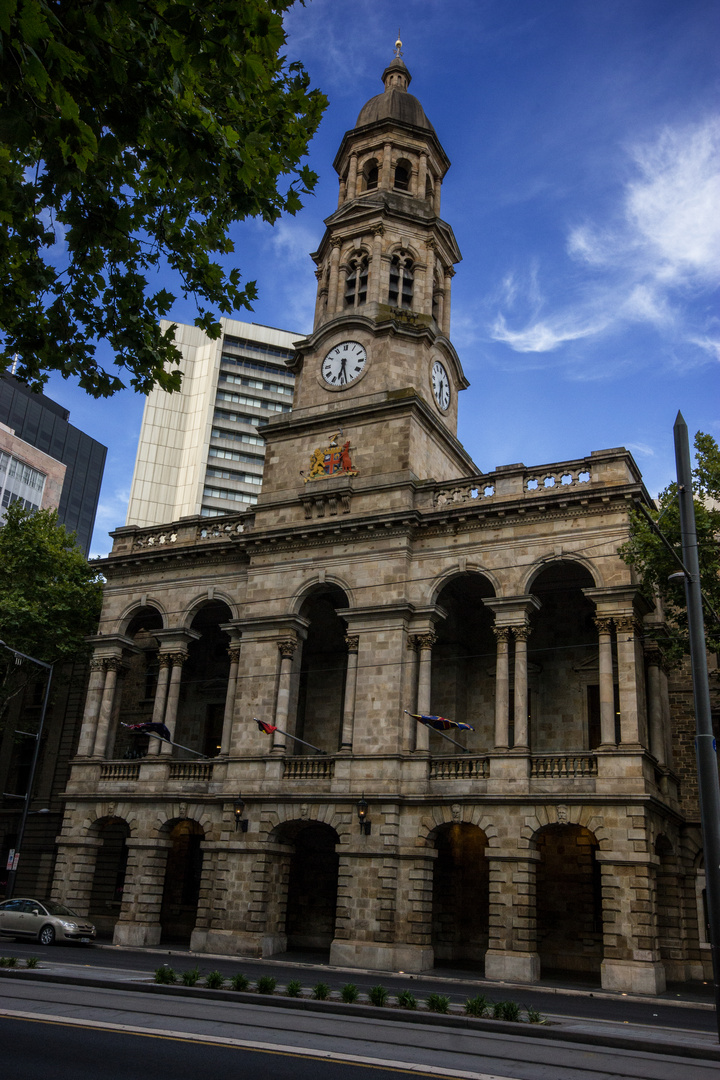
{"left": 257, "top": 48, "right": 477, "bottom": 525}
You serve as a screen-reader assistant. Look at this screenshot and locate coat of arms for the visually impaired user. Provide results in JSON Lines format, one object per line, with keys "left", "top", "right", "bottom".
{"left": 303, "top": 431, "right": 358, "bottom": 483}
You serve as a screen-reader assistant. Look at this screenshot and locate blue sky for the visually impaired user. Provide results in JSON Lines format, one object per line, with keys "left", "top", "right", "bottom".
{"left": 41, "top": 0, "right": 720, "bottom": 557}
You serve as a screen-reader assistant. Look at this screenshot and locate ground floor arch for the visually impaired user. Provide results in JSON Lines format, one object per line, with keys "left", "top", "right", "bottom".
{"left": 159, "top": 819, "right": 204, "bottom": 944}
{"left": 535, "top": 824, "right": 602, "bottom": 976}
{"left": 431, "top": 822, "right": 489, "bottom": 967}
{"left": 281, "top": 821, "right": 340, "bottom": 953}
{"left": 88, "top": 818, "right": 130, "bottom": 935}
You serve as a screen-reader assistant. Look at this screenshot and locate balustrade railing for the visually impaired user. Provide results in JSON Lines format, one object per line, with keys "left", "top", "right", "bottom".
{"left": 429, "top": 756, "right": 490, "bottom": 780}
{"left": 530, "top": 754, "right": 597, "bottom": 778}
{"left": 100, "top": 762, "right": 140, "bottom": 781}
{"left": 283, "top": 756, "right": 335, "bottom": 780}
{"left": 169, "top": 761, "right": 213, "bottom": 782}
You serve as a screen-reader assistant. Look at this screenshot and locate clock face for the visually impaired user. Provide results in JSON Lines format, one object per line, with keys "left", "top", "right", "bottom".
{"left": 322, "top": 341, "right": 367, "bottom": 386}
{"left": 431, "top": 360, "right": 450, "bottom": 410}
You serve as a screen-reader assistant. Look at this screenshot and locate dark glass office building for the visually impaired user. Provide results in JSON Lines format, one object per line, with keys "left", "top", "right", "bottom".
{"left": 0, "top": 375, "right": 106, "bottom": 555}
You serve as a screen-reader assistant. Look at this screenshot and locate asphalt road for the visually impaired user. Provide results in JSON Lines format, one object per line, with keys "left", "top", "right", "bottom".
{"left": 0, "top": 935, "right": 715, "bottom": 1034}
{"left": 1, "top": 978, "right": 717, "bottom": 1080}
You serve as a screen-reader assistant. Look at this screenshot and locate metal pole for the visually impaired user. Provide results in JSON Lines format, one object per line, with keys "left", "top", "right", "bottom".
{"left": 673, "top": 412, "right": 720, "bottom": 1039}
{"left": 4, "top": 657, "right": 53, "bottom": 901}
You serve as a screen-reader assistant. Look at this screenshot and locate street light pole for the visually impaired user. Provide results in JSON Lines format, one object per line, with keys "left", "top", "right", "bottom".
{"left": 673, "top": 413, "right": 720, "bottom": 1040}
{"left": 0, "top": 640, "right": 53, "bottom": 901}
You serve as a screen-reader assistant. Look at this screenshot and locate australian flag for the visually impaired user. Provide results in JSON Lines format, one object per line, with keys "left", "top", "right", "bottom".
{"left": 406, "top": 712, "right": 474, "bottom": 732}
{"left": 125, "top": 721, "right": 172, "bottom": 740}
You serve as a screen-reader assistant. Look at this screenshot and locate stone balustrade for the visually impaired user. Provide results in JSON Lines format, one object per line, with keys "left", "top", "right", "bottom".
{"left": 429, "top": 756, "right": 490, "bottom": 780}
{"left": 530, "top": 754, "right": 598, "bottom": 778}
{"left": 99, "top": 762, "right": 140, "bottom": 781}
{"left": 283, "top": 756, "right": 335, "bottom": 780}
{"left": 168, "top": 762, "right": 214, "bottom": 782}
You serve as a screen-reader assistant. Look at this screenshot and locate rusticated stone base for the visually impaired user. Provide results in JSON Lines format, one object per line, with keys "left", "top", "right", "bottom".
{"left": 600, "top": 958, "right": 666, "bottom": 994}
{"left": 113, "top": 921, "right": 161, "bottom": 947}
{"left": 484, "top": 949, "right": 540, "bottom": 983}
{"left": 329, "top": 940, "right": 434, "bottom": 973}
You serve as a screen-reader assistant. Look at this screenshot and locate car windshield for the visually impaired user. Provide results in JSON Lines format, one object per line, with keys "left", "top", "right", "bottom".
{"left": 43, "top": 902, "right": 79, "bottom": 917}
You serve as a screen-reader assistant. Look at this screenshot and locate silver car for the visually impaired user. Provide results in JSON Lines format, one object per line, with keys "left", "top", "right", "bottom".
{"left": 0, "top": 898, "right": 96, "bottom": 945}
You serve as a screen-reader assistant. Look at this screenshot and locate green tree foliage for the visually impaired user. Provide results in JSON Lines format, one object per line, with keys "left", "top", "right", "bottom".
{"left": 0, "top": 502, "right": 103, "bottom": 722}
{"left": 620, "top": 432, "right": 720, "bottom": 660}
{"left": 0, "top": 0, "right": 326, "bottom": 397}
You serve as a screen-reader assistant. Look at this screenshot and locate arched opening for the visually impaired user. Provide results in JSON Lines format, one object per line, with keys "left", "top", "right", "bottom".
{"left": 296, "top": 587, "right": 349, "bottom": 754}
{"left": 112, "top": 606, "right": 163, "bottom": 758}
{"left": 344, "top": 255, "right": 368, "bottom": 308}
{"left": 175, "top": 600, "right": 232, "bottom": 757}
{"left": 425, "top": 175, "right": 434, "bottom": 202}
{"left": 394, "top": 160, "right": 411, "bottom": 192}
{"left": 536, "top": 824, "right": 602, "bottom": 978}
{"left": 88, "top": 818, "right": 130, "bottom": 936}
{"left": 431, "top": 574, "right": 496, "bottom": 752}
{"left": 432, "top": 823, "right": 489, "bottom": 969}
{"left": 159, "top": 819, "right": 204, "bottom": 944}
{"left": 388, "top": 253, "right": 414, "bottom": 309}
{"left": 528, "top": 561, "right": 599, "bottom": 752}
{"left": 363, "top": 160, "right": 378, "bottom": 191}
{"left": 283, "top": 822, "right": 340, "bottom": 955}
{"left": 655, "top": 835, "right": 682, "bottom": 973}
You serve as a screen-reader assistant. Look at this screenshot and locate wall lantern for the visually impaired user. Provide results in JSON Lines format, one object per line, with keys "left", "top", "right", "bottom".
{"left": 233, "top": 795, "right": 248, "bottom": 832}
{"left": 356, "top": 794, "right": 371, "bottom": 836}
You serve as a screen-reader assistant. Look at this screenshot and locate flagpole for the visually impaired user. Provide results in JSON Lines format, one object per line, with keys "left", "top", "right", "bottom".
{"left": 121, "top": 724, "right": 208, "bottom": 759}
{"left": 253, "top": 720, "right": 326, "bottom": 755}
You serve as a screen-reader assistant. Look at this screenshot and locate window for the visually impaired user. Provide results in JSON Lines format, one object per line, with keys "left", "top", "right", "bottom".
{"left": 203, "top": 486, "right": 259, "bottom": 505}
{"left": 344, "top": 256, "right": 368, "bottom": 308}
{"left": 363, "top": 161, "right": 378, "bottom": 191}
{"left": 209, "top": 447, "right": 264, "bottom": 466}
{"left": 211, "top": 427, "right": 265, "bottom": 448}
{"left": 394, "top": 163, "right": 410, "bottom": 191}
{"left": 388, "top": 254, "right": 414, "bottom": 309}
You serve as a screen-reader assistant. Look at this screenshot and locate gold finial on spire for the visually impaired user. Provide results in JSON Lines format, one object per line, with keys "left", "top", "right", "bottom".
{"left": 394, "top": 30, "right": 403, "bottom": 59}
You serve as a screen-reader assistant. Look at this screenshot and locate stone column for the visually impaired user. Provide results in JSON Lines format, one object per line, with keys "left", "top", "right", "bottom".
{"left": 485, "top": 850, "right": 540, "bottom": 983}
{"left": 51, "top": 836, "right": 103, "bottom": 914}
{"left": 160, "top": 651, "right": 187, "bottom": 755}
{"left": 369, "top": 225, "right": 384, "bottom": 303}
{"left": 512, "top": 626, "right": 531, "bottom": 749}
{"left": 347, "top": 151, "right": 358, "bottom": 197}
{"left": 645, "top": 643, "right": 665, "bottom": 765}
{"left": 615, "top": 616, "right": 645, "bottom": 747}
{"left": 326, "top": 238, "right": 342, "bottom": 314}
{"left": 493, "top": 628, "right": 510, "bottom": 748}
{"left": 594, "top": 616, "right": 617, "bottom": 747}
{"left": 313, "top": 266, "right": 325, "bottom": 324}
{"left": 441, "top": 267, "right": 454, "bottom": 336}
{"left": 76, "top": 658, "right": 106, "bottom": 757}
{"left": 113, "top": 837, "right": 172, "bottom": 948}
{"left": 273, "top": 639, "right": 297, "bottom": 753}
{"left": 414, "top": 632, "right": 436, "bottom": 753}
{"left": 417, "top": 152, "right": 428, "bottom": 199}
{"left": 434, "top": 179, "right": 442, "bottom": 215}
{"left": 220, "top": 646, "right": 242, "bottom": 756}
{"left": 92, "top": 658, "right": 122, "bottom": 758}
{"left": 599, "top": 855, "right": 667, "bottom": 994}
{"left": 381, "top": 140, "right": 392, "bottom": 188}
{"left": 147, "top": 654, "right": 172, "bottom": 755}
{"left": 340, "top": 635, "right": 359, "bottom": 751}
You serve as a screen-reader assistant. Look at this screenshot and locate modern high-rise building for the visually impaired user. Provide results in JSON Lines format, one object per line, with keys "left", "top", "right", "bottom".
{"left": 0, "top": 422, "right": 66, "bottom": 522}
{"left": 0, "top": 374, "right": 107, "bottom": 555}
{"left": 125, "top": 318, "right": 299, "bottom": 526}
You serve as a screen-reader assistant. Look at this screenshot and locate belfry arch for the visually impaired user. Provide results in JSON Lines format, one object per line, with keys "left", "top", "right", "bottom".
{"left": 296, "top": 586, "right": 349, "bottom": 754}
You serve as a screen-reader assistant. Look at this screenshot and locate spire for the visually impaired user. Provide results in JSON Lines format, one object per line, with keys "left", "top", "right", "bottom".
{"left": 382, "top": 32, "right": 411, "bottom": 92}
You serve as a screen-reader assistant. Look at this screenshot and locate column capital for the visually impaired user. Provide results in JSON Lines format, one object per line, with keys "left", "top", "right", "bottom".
{"left": 277, "top": 638, "right": 297, "bottom": 659}
{"left": 512, "top": 625, "right": 531, "bottom": 641}
{"left": 493, "top": 626, "right": 510, "bottom": 643}
{"left": 344, "top": 634, "right": 359, "bottom": 654}
{"left": 227, "top": 646, "right": 242, "bottom": 664}
{"left": 615, "top": 615, "right": 642, "bottom": 636}
{"left": 593, "top": 616, "right": 614, "bottom": 635}
{"left": 89, "top": 657, "right": 105, "bottom": 673}
{"left": 413, "top": 632, "right": 437, "bottom": 652}
{"left": 163, "top": 650, "right": 189, "bottom": 667}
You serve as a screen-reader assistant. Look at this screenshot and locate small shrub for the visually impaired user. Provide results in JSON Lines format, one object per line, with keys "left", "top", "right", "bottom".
{"left": 494, "top": 1000, "right": 520, "bottom": 1022}
{"left": 286, "top": 979, "right": 302, "bottom": 997}
{"left": 312, "top": 982, "right": 330, "bottom": 1000}
{"left": 154, "top": 965, "right": 176, "bottom": 984}
{"left": 340, "top": 983, "right": 359, "bottom": 1003}
{"left": 26, "top": 956, "right": 40, "bottom": 969}
{"left": 205, "top": 970, "right": 225, "bottom": 989}
{"left": 368, "top": 984, "right": 388, "bottom": 1007}
{"left": 425, "top": 992, "right": 450, "bottom": 1014}
{"left": 181, "top": 967, "right": 200, "bottom": 986}
{"left": 0, "top": 956, "right": 17, "bottom": 968}
{"left": 230, "top": 973, "right": 250, "bottom": 992}
{"left": 464, "top": 994, "right": 489, "bottom": 1018}
{"left": 525, "top": 1004, "right": 546, "bottom": 1024}
{"left": 257, "top": 975, "right": 276, "bottom": 995}
{"left": 396, "top": 989, "right": 417, "bottom": 1010}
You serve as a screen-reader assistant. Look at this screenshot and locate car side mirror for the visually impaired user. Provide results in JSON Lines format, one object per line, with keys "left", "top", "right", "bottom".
{"left": 31, "top": 908, "right": 40, "bottom": 915}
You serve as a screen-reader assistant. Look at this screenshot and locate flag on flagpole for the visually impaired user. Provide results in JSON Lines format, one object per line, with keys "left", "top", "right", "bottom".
{"left": 123, "top": 721, "right": 172, "bottom": 740}
{"left": 255, "top": 719, "right": 278, "bottom": 734}
{"left": 405, "top": 712, "right": 474, "bottom": 732}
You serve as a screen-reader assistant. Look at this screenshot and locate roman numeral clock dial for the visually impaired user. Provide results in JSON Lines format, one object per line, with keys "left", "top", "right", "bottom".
{"left": 431, "top": 360, "right": 451, "bottom": 411}
{"left": 322, "top": 341, "right": 367, "bottom": 387}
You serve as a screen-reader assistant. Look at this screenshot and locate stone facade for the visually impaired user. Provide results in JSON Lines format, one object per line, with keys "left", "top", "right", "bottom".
{"left": 52, "top": 52, "right": 712, "bottom": 991}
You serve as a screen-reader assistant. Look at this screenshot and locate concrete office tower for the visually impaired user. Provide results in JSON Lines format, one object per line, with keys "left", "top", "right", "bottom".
{"left": 126, "top": 318, "right": 299, "bottom": 526}
{"left": 0, "top": 375, "right": 107, "bottom": 555}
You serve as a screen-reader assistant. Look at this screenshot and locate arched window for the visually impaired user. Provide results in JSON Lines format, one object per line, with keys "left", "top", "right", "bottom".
{"left": 363, "top": 160, "right": 378, "bottom": 191}
{"left": 425, "top": 175, "right": 434, "bottom": 201}
{"left": 344, "top": 256, "right": 368, "bottom": 308}
{"left": 388, "top": 254, "right": 414, "bottom": 309}
{"left": 394, "top": 163, "right": 410, "bottom": 191}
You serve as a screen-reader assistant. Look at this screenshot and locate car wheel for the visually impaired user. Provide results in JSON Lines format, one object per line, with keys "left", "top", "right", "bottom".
{"left": 38, "top": 925, "right": 55, "bottom": 946}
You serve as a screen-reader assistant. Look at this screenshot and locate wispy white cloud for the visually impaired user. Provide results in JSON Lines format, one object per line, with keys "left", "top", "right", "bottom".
{"left": 625, "top": 442, "right": 656, "bottom": 458}
{"left": 488, "top": 117, "right": 720, "bottom": 361}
